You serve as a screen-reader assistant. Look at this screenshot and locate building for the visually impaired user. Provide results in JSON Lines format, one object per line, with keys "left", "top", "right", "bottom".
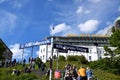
{"left": 114, "top": 16, "right": 120, "bottom": 30}
{"left": 38, "top": 17, "right": 120, "bottom": 63}
{"left": 0, "top": 39, "right": 13, "bottom": 61}
{"left": 106, "top": 16, "right": 120, "bottom": 36}
{"left": 38, "top": 34, "right": 115, "bottom": 63}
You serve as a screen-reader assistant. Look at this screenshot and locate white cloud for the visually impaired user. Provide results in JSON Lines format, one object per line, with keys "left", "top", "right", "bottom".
{"left": 0, "top": 0, "right": 6, "bottom": 3}
{"left": 11, "top": 0, "right": 25, "bottom": 9}
{"left": 84, "top": 10, "right": 90, "bottom": 14}
{"left": 76, "top": 6, "right": 90, "bottom": 14}
{"left": 12, "top": 1, "right": 23, "bottom": 9}
{"left": 88, "top": 0, "right": 101, "bottom": 3}
{"left": 76, "top": 6, "right": 83, "bottom": 14}
{"left": 50, "top": 23, "right": 71, "bottom": 35}
{"left": 0, "top": 10, "right": 17, "bottom": 34}
{"left": 78, "top": 20, "right": 100, "bottom": 33}
{"left": 96, "top": 23, "right": 112, "bottom": 35}
{"left": 10, "top": 44, "right": 29, "bottom": 60}
{"left": 9, "top": 0, "right": 28, "bottom": 9}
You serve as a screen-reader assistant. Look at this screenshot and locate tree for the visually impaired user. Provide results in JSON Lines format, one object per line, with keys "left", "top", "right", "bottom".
{"left": 104, "top": 45, "right": 114, "bottom": 59}
{"left": 104, "top": 28, "right": 120, "bottom": 59}
{"left": 109, "top": 28, "right": 120, "bottom": 55}
{"left": 36, "top": 57, "right": 42, "bottom": 64}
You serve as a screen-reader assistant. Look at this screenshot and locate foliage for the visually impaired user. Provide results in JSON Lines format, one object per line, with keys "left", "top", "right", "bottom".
{"left": 109, "top": 29, "right": 120, "bottom": 55}
{"left": 0, "top": 60, "right": 120, "bottom": 80}
{"left": 104, "top": 28, "right": 120, "bottom": 60}
{"left": 67, "top": 55, "right": 88, "bottom": 64}
{"left": 58, "top": 55, "right": 65, "bottom": 61}
{"left": 0, "top": 67, "right": 39, "bottom": 80}
{"left": 89, "top": 57, "right": 120, "bottom": 75}
{"left": 36, "top": 57, "right": 42, "bottom": 64}
{"left": 104, "top": 45, "right": 114, "bottom": 59}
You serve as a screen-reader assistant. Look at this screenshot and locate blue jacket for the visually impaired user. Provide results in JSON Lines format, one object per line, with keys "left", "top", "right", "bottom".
{"left": 86, "top": 70, "right": 93, "bottom": 78}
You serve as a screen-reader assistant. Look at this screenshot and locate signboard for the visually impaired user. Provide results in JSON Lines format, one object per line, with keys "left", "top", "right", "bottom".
{"left": 20, "top": 40, "right": 51, "bottom": 49}
{"left": 53, "top": 43, "right": 89, "bottom": 53}
{"left": 58, "top": 49, "right": 68, "bottom": 53}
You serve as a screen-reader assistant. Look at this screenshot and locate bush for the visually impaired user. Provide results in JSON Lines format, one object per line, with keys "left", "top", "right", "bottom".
{"left": 58, "top": 56, "right": 65, "bottom": 61}
{"left": 89, "top": 57, "right": 120, "bottom": 75}
{"left": 67, "top": 56, "right": 77, "bottom": 61}
{"left": 67, "top": 55, "right": 88, "bottom": 64}
{"left": 78, "top": 55, "right": 88, "bottom": 64}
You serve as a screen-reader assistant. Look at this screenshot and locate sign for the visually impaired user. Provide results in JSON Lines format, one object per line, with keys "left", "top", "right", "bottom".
{"left": 53, "top": 44, "right": 89, "bottom": 53}
{"left": 58, "top": 49, "right": 68, "bottom": 53}
{"left": 20, "top": 40, "right": 51, "bottom": 49}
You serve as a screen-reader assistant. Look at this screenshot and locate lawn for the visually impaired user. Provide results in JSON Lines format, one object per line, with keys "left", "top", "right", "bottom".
{"left": 0, "top": 61, "right": 120, "bottom": 80}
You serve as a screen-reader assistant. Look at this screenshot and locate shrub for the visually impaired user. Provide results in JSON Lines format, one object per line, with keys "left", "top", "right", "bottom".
{"left": 67, "top": 55, "right": 88, "bottom": 64}
{"left": 78, "top": 55, "right": 88, "bottom": 64}
{"left": 58, "top": 56, "right": 65, "bottom": 61}
{"left": 67, "top": 55, "right": 78, "bottom": 61}
{"left": 89, "top": 57, "right": 120, "bottom": 75}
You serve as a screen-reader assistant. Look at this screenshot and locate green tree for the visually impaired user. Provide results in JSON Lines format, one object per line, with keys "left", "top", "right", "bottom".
{"left": 104, "top": 45, "right": 114, "bottom": 59}
{"left": 104, "top": 28, "right": 120, "bottom": 59}
{"left": 36, "top": 57, "right": 42, "bottom": 64}
{"left": 110, "top": 28, "right": 120, "bottom": 55}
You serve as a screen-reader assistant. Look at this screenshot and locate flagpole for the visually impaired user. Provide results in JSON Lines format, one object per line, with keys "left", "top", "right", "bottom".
{"left": 49, "top": 27, "right": 54, "bottom": 80}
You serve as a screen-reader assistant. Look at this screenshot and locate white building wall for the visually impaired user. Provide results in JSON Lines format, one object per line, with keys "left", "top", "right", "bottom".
{"left": 38, "top": 44, "right": 52, "bottom": 63}
{"left": 38, "top": 44, "right": 115, "bottom": 63}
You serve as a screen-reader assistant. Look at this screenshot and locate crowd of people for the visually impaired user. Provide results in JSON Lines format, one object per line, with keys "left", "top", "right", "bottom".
{"left": 0, "top": 59, "right": 17, "bottom": 68}
{"left": 0, "top": 57, "right": 94, "bottom": 80}
{"left": 63, "top": 63, "right": 94, "bottom": 80}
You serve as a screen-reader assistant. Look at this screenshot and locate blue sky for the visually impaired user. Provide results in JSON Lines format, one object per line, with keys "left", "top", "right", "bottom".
{"left": 0, "top": 0, "right": 120, "bottom": 61}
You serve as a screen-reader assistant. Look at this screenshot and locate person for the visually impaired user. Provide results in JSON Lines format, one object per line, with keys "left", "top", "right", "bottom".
{"left": 41, "top": 63, "right": 45, "bottom": 75}
{"left": 71, "top": 65, "right": 78, "bottom": 80}
{"left": 65, "top": 69, "right": 73, "bottom": 80}
{"left": 31, "top": 59, "right": 35, "bottom": 70}
{"left": 24, "top": 66, "right": 31, "bottom": 73}
{"left": 23, "top": 59, "right": 26, "bottom": 67}
{"left": 86, "top": 67, "right": 93, "bottom": 80}
{"left": 38, "top": 61, "right": 41, "bottom": 70}
{"left": 12, "top": 69, "right": 21, "bottom": 76}
{"left": 78, "top": 66, "right": 87, "bottom": 80}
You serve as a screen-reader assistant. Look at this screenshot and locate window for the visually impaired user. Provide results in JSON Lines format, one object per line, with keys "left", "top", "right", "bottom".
{"left": 103, "top": 51, "right": 105, "bottom": 53}
{"left": 43, "top": 55, "right": 44, "bottom": 60}
{"left": 89, "top": 56, "right": 91, "bottom": 61}
{"left": 100, "top": 51, "right": 101, "bottom": 54}
{"left": 90, "top": 49, "right": 92, "bottom": 54}
{"left": 43, "top": 48, "right": 45, "bottom": 52}
{"left": 41, "top": 49, "right": 42, "bottom": 53}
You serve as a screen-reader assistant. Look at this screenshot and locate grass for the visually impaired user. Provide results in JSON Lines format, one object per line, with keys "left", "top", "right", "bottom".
{"left": 93, "top": 69, "right": 120, "bottom": 80}
{"left": 0, "top": 61, "right": 120, "bottom": 80}
{"left": 45, "top": 60, "right": 120, "bottom": 80}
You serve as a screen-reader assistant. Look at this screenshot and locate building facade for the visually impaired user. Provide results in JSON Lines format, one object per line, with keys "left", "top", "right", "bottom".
{"left": 38, "top": 16, "right": 120, "bottom": 63}
{"left": 0, "top": 39, "right": 13, "bottom": 61}
{"left": 114, "top": 16, "right": 120, "bottom": 30}
{"left": 38, "top": 35, "right": 115, "bottom": 62}
{"left": 106, "top": 16, "right": 120, "bottom": 36}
